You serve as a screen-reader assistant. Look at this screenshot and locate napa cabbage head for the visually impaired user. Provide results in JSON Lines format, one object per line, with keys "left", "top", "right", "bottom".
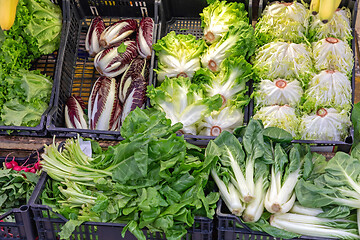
{"left": 253, "top": 42, "right": 314, "bottom": 86}
{"left": 201, "top": 23, "right": 255, "bottom": 72}
{"left": 303, "top": 70, "right": 352, "bottom": 112}
{"left": 147, "top": 76, "right": 222, "bottom": 135}
{"left": 253, "top": 105, "right": 299, "bottom": 137}
{"left": 308, "top": 8, "right": 352, "bottom": 43}
{"left": 299, "top": 107, "right": 351, "bottom": 141}
{"left": 255, "top": 1, "right": 309, "bottom": 46}
{"left": 200, "top": 0, "right": 248, "bottom": 44}
{"left": 255, "top": 78, "right": 303, "bottom": 107}
{"left": 312, "top": 37, "right": 353, "bottom": 75}
{"left": 153, "top": 32, "right": 206, "bottom": 82}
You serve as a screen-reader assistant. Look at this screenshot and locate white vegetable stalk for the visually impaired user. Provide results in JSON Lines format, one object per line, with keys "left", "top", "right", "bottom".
{"left": 242, "top": 176, "right": 266, "bottom": 222}
{"left": 270, "top": 213, "right": 360, "bottom": 239}
{"left": 304, "top": 70, "right": 352, "bottom": 111}
{"left": 265, "top": 166, "right": 298, "bottom": 213}
{"left": 290, "top": 203, "right": 323, "bottom": 216}
{"left": 253, "top": 42, "right": 313, "bottom": 81}
{"left": 312, "top": 37, "right": 353, "bottom": 74}
{"left": 299, "top": 108, "right": 351, "bottom": 141}
{"left": 253, "top": 105, "right": 299, "bottom": 137}
{"left": 256, "top": 79, "right": 303, "bottom": 107}
{"left": 211, "top": 169, "right": 244, "bottom": 216}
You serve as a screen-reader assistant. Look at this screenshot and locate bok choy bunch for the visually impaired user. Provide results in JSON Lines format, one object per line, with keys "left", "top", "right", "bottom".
{"left": 206, "top": 120, "right": 271, "bottom": 222}
{"left": 200, "top": 0, "right": 248, "bottom": 44}
{"left": 253, "top": 42, "right": 313, "bottom": 85}
{"left": 255, "top": 1, "right": 308, "bottom": 46}
{"left": 147, "top": 76, "right": 222, "bottom": 135}
{"left": 153, "top": 32, "right": 206, "bottom": 82}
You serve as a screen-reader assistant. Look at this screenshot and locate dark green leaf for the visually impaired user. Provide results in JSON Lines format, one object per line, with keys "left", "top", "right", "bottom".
{"left": 263, "top": 127, "right": 293, "bottom": 143}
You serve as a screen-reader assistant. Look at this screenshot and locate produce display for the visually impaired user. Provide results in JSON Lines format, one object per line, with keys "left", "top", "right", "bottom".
{"left": 65, "top": 16, "right": 153, "bottom": 131}
{"left": 252, "top": 0, "right": 353, "bottom": 141}
{"left": 0, "top": 0, "right": 62, "bottom": 127}
{"left": 152, "top": 0, "right": 254, "bottom": 136}
{"left": 41, "top": 108, "right": 218, "bottom": 240}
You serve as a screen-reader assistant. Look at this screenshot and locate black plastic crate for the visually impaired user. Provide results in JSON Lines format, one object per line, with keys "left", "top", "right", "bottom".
{"left": 46, "top": 0, "right": 158, "bottom": 140}
{"left": 0, "top": 0, "right": 68, "bottom": 137}
{"left": 248, "top": 0, "right": 359, "bottom": 152}
{"left": 216, "top": 199, "right": 331, "bottom": 240}
{"left": 29, "top": 172, "right": 213, "bottom": 240}
{"left": 153, "top": 0, "right": 253, "bottom": 146}
{"left": 0, "top": 149, "right": 44, "bottom": 240}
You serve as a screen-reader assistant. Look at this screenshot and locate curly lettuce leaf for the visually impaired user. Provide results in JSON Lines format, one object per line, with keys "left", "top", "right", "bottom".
{"left": 255, "top": 1, "right": 309, "bottom": 46}
{"left": 303, "top": 70, "right": 352, "bottom": 112}
{"left": 201, "top": 23, "right": 255, "bottom": 72}
{"left": 299, "top": 108, "right": 351, "bottom": 141}
{"left": 24, "top": 0, "right": 62, "bottom": 55}
{"left": 253, "top": 42, "right": 314, "bottom": 86}
{"left": 147, "top": 76, "right": 222, "bottom": 134}
{"left": 154, "top": 32, "right": 206, "bottom": 82}
{"left": 308, "top": 8, "right": 352, "bottom": 43}
{"left": 253, "top": 105, "right": 299, "bottom": 137}
{"left": 200, "top": 0, "right": 248, "bottom": 44}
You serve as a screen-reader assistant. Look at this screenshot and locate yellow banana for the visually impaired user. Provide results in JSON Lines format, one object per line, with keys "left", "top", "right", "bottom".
{"left": 319, "top": 0, "right": 342, "bottom": 23}
{"left": 0, "top": 0, "right": 19, "bottom": 30}
{"left": 310, "top": 0, "right": 321, "bottom": 15}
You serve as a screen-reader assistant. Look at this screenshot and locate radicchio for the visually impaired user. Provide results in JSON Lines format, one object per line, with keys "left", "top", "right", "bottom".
{"left": 100, "top": 19, "right": 138, "bottom": 48}
{"left": 136, "top": 17, "right": 154, "bottom": 59}
{"left": 64, "top": 95, "right": 88, "bottom": 129}
{"left": 88, "top": 76, "right": 122, "bottom": 131}
{"left": 85, "top": 16, "right": 105, "bottom": 57}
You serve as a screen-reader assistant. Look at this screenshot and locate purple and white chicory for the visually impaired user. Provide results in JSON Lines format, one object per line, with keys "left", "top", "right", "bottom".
{"left": 99, "top": 19, "right": 138, "bottom": 48}
{"left": 65, "top": 95, "right": 88, "bottom": 129}
{"left": 137, "top": 17, "right": 154, "bottom": 59}
{"left": 88, "top": 76, "right": 122, "bottom": 131}
{"left": 85, "top": 16, "right": 106, "bottom": 57}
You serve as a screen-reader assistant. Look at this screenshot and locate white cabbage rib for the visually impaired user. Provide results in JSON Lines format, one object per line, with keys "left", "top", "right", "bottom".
{"left": 253, "top": 42, "right": 313, "bottom": 81}
{"left": 256, "top": 79, "right": 303, "bottom": 107}
{"left": 299, "top": 108, "right": 351, "bottom": 141}
{"left": 304, "top": 70, "right": 352, "bottom": 110}
{"left": 309, "top": 8, "right": 352, "bottom": 42}
{"left": 312, "top": 38, "right": 353, "bottom": 74}
{"left": 253, "top": 105, "right": 299, "bottom": 137}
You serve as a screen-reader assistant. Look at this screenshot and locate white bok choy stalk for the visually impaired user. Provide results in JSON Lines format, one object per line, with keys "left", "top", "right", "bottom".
{"left": 253, "top": 42, "right": 313, "bottom": 86}
{"left": 265, "top": 144, "right": 311, "bottom": 214}
{"left": 299, "top": 108, "right": 351, "bottom": 141}
{"left": 255, "top": 79, "right": 303, "bottom": 107}
{"left": 253, "top": 105, "right": 299, "bottom": 137}
{"left": 270, "top": 212, "right": 360, "bottom": 239}
{"left": 303, "top": 70, "right": 352, "bottom": 112}
{"left": 312, "top": 37, "right": 353, "bottom": 75}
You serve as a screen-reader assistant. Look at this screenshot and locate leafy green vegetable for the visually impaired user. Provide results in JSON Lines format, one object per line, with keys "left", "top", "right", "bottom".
{"left": 352, "top": 102, "right": 360, "bottom": 145}
{"left": 201, "top": 23, "right": 255, "bottom": 72}
{"left": 254, "top": 1, "right": 308, "bottom": 46}
{"left": 41, "top": 108, "right": 219, "bottom": 240}
{"left": 153, "top": 32, "right": 206, "bottom": 82}
{"left": 0, "top": 168, "right": 39, "bottom": 215}
{"left": 200, "top": 0, "right": 248, "bottom": 44}
{"left": 147, "top": 76, "right": 222, "bottom": 135}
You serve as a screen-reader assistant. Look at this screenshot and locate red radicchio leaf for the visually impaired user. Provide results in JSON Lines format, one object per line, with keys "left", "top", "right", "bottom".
{"left": 85, "top": 16, "right": 105, "bottom": 57}
{"left": 100, "top": 19, "right": 138, "bottom": 48}
{"left": 137, "top": 17, "right": 154, "bottom": 59}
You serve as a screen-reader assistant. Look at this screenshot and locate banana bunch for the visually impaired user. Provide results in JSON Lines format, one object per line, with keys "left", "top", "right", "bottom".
{"left": 0, "top": 0, "right": 19, "bottom": 30}
{"left": 310, "top": 0, "right": 342, "bottom": 23}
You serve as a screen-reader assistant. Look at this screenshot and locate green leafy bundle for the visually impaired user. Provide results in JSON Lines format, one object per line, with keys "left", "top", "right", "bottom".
{"left": 41, "top": 108, "right": 219, "bottom": 240}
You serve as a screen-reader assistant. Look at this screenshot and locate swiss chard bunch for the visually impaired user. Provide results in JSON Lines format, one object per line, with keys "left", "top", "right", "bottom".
{"left": 41, "top": 108, "right": 219, "bottom": 240}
